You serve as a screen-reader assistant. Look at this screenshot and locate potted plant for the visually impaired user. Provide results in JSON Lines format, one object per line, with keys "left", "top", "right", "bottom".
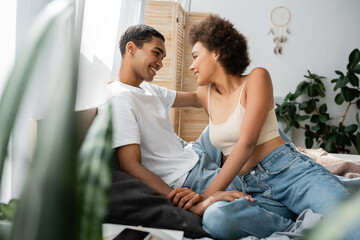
{"left": 276, "top": 49, "right": 360, "bottom": 154}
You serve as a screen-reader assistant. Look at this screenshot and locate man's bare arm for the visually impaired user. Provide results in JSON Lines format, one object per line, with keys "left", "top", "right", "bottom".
{"left": 116, "top": 144, "right": 173, "bottom": 197}
{"left": 172, "top": 91, "right": 202, "bottom": 108}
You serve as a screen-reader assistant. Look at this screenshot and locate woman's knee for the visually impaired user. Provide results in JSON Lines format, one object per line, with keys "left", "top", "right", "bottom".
{"left": 202, "top": 201, "right": 228, "bottom": 229}
{"left": 202, "top": 201, "right": 234, "bottom": 239}
{"left": 202, "top": 200, "right": 249, "bottom": 239}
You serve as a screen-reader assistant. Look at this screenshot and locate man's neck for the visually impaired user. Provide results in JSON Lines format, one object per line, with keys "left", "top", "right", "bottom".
{"left": 118, "top": 64, "right": 143, "bottom": 88}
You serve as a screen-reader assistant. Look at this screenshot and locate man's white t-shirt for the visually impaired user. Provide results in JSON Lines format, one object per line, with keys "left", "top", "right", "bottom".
{"left": 100, "top": 81, "right": 199, "bottom": 187}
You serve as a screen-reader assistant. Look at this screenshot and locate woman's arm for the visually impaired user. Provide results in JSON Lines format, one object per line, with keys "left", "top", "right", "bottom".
{"left": 188, "top": 190, "right": 254, "bottom": 216}
{"left": 202, "top": 67, "right": 274, "bottom": 199}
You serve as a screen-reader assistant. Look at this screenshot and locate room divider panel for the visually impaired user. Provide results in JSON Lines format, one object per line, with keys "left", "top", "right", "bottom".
{"left": 145, "top": 0, "right": 211, "bottom": 142}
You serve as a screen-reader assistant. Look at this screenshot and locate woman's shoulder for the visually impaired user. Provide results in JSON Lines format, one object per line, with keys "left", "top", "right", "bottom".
{"left": 247, "top": 67, "right": 272, "bottom": 84}
{"left": 197, "top": 84, "right": 210, "bottom": 98}
{"left": 196, "top": 85, "right": 210, "bottom": 108}
{"left": 248, "top": 67, "right": 270, "bottom": 77}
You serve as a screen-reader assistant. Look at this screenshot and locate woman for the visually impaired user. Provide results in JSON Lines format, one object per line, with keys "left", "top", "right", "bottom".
{"left": 187, "top": 15, "right": 350, "bottom": 239}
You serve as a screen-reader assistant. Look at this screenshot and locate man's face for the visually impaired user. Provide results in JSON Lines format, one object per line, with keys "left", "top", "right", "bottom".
{"left": 131, "top": 36, "right": 166, "bottom": 82}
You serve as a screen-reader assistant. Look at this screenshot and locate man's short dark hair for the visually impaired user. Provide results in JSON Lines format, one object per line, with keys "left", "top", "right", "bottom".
{"left": 119, "top": 24, "right": 165, "bottom": 57}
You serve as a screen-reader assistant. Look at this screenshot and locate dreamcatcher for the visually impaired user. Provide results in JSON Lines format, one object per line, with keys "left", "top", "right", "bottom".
{"left": 268, "top": 6, "right": 291, "bottom": 55}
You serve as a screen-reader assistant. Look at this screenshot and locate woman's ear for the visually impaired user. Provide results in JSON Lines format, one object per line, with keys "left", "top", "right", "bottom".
{"left": 214, "top": 52, "right": 220, "bottom": 61}
{"left": 126, "top": 41, "right": 136, "bottom": 57}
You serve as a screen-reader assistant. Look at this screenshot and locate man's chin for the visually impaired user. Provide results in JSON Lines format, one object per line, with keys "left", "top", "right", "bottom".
{"left": 144, "top": 77, "right": 154, "bottom": 82}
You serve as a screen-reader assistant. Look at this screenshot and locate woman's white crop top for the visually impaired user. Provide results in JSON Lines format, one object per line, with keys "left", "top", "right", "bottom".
{"left": 208, "top": 80, "right": 280, "bottom": 156}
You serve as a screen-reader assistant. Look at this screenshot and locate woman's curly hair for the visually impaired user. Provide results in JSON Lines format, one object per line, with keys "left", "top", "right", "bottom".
{"left": 188, "top": 15, "right": 250, "bottom": 76}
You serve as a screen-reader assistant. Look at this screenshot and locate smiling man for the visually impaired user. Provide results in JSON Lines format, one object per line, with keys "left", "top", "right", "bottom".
{"left": 107, "top": 24, "right": 204, "bottom": 200}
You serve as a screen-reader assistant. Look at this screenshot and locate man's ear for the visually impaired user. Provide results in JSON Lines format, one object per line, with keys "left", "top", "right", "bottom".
{"left": 126, "top": 41, "right": 137, "bottom": 57}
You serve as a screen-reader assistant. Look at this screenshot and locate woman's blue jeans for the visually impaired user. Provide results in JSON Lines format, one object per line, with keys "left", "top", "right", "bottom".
{"left": 182, "top": 127, "right": 350, "bottom": 239}
{"left": 182, "top": 127, "right": 294, "bottom": 239}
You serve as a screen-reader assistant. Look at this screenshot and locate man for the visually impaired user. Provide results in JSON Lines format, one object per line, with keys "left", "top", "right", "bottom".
{"left": 100, "top": 24, "right": 294, "bottom": 238}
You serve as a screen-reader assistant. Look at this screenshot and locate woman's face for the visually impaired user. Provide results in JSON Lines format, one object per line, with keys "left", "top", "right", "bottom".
{"left": 189, "top": 41, "right": 218, "bottom": 86}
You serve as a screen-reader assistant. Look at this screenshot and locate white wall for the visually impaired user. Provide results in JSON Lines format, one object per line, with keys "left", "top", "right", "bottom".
{"left": 0, "top": 0, "right": 17, "bottom": 203}
{"left": 190, "top": 0, "right": 360, "bottom": 151}
{"left": 0, "top": 0, "right": 17, "bottom": 98}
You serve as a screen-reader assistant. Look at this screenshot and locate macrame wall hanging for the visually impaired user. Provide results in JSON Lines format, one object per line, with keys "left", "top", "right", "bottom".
{"left": 268, "top": 6, "right": 291, "bottom": 55}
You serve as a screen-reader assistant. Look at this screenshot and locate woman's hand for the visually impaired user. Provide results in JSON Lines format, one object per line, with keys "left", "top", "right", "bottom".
{"left": 189, "top": 190, "right": 254, "bottom": 216}
{"left": 167, "top": 187, "right": 203, "bottom": 210}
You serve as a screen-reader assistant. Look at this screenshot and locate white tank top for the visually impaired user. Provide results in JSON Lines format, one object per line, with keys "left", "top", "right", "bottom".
{"left": 208, "top": 80, "right": 280, "bottom": 156}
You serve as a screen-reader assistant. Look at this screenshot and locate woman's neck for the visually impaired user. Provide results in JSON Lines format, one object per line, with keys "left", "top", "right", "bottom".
{"left": 213, "top": 73, "right": 244, "bottom": 96}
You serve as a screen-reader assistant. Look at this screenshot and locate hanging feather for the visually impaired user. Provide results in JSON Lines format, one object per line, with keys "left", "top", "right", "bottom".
{"left": 269, "top": 6, "right": 291, "bottom": 55}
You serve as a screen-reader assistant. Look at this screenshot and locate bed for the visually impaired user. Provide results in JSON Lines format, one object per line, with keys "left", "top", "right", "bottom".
{"left": 104, "top": 154, "right": 360, "bottom": 240}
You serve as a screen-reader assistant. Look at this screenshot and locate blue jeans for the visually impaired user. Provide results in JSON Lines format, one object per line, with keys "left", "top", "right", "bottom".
{"left": 239, "top": 143, "right": 349, "bottom": 214}
{"left": 182, "top": 127, "right": 295, "bottom": 239}
{"left": 202, "top": 142, "right": 350, "bottom": 239}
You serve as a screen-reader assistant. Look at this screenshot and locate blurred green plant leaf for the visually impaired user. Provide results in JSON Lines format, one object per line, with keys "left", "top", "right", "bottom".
{"left": 319, "top": 114, "right": 329, "bottom": 123}
{"left": 305, "top": 137, "right": 314, "bottom": 148}
{"left": 341, "top": 87, "right": 358, "bottom": 102}
{"left": 335, "top": 93, "right": 344, "bottom": 105}
{"left": 300, "top": 115, "right": 310, "bottom": 121}
{"left": 11, "top": 1, "right": 79, "bottom": 240}
{"left": 349, "top": 48, "right": 360, "bottom": 67}
{"left": 77, "top": 104, "right": 113, "bottom": 240}
{"left": 319, "top": 104, "right": 327, "bottom": 115}
{"left": 347, "top": 72, "right": 359, "bottom": 87}
{"left": 0, "top": 0, "right": 74, "bottom": 186}
{"left": 284, "top": 92, "right": 292, "bottom": 101}
{"left": 299, "top": 101, "right": 307, "bottom": 110}
{"left": 344, "top": 124, "right": 358, "bottom": 134}
{"left": 307, "top": 84, "right": 317, "bottom": 97}
{"left": 0, "top": 199, "right": 19, "bottom": 221}
{"left": 336, "top": 134, "right": 346, "bottom": 146}
{"left": 353, "top": 64, "right": 360, "bottom": 74}
{"left": 324, "top": 139, "right": 335, "bottom": 152}
{"left": 335, "top": 70, "right": 344, "bottom": 76}
{"left": 296, "top": 81, "right": 309, "bottom": 95}
{"left": 311, "top": 125, "right": 321, "bottom": 131}
{"left": 310, "top": 115, "right": 319, "bottom": 123}
{"left": 284, "top": 124, "right": 292, "bottom": 133}
{"left": 314, "top": 85, "right": 325, "bottom": 97}
{"left": 356, "top": 133, "right": 360, "bottom": 154}
{"left": 0, "top": 220, "right": 12, "bottom": 240}
{"left": 305, "top": 191, "right": 360, "bottom": 240}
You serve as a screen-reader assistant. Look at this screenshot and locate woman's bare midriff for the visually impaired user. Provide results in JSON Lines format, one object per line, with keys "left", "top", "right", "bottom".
{"left": 223, "top": 136, "right": 286, "bottom": 176}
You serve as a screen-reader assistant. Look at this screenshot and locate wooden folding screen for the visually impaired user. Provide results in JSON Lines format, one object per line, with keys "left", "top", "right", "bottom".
{"left": 145, "top": 0, "right": 211, "bottom": 141}
{"left": 178, "top": 12, "right": 211, "bottom": 142}
{"left": 145, "top": 0, "right": 184, "bottom": 133}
